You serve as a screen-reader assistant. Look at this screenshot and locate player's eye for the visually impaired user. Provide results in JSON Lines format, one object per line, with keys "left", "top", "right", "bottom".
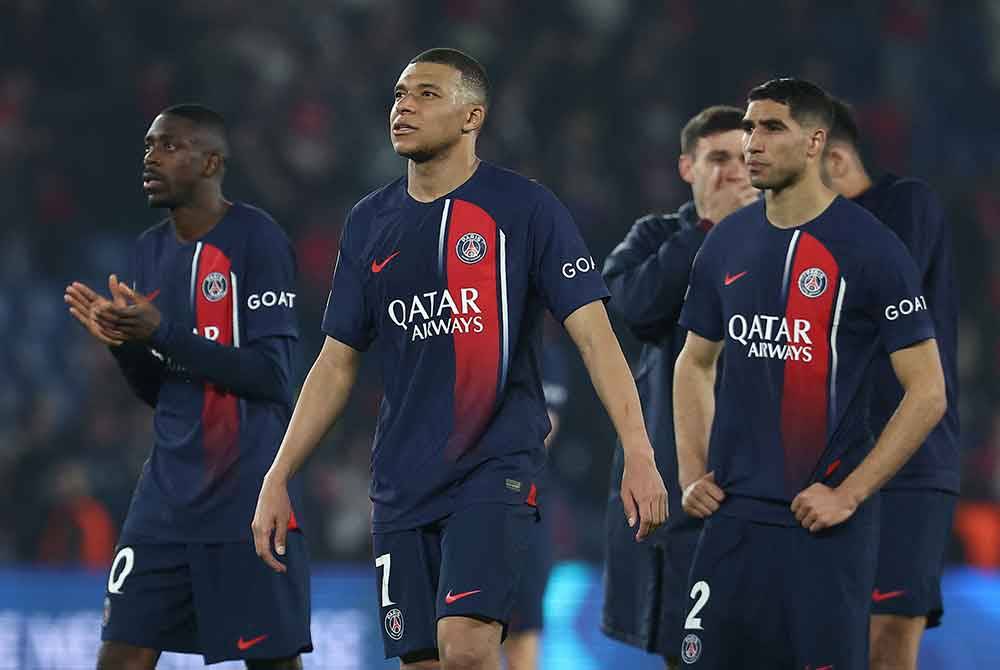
{"left": 165, "top": 143, "right": 176, "bottom": 151}
{"left": 394, "top": 91, "right": 405, "bottom": 100}
{"left": 422, "top": 91, "right": 437, "bottom": 98}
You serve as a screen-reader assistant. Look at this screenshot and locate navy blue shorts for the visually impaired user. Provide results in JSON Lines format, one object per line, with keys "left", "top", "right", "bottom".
{"left": 371, "top": 503, "right": 539, "bottom": 661}
{"left": 602, "top": 492, "right": 700, "bottom": 659}
{"left": 508, "top": 507, "right": 552, "bottom": 634}
{"left": 680, "top": 500, "right": 877, "bottom": 668}
{"left": 101, "top": 532, "right": 312, "bottom": 664}
{"left": 872, "top": 489, "right": 957, "bottom": 627}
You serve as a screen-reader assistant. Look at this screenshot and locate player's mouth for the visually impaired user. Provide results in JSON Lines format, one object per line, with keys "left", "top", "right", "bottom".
{"left": 746, "top": 160, "right": 768, "bottom": 174}
{"left": 142, "top": 171, "right": 167, "bottom": 192}
{"left": 392, "top": 122, "right": 418, "bottom": 135}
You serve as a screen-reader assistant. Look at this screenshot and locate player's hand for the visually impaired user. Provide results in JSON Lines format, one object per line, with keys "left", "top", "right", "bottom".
{"left": 620, "top": 447, "right": 668, "bottom": 542}
{"left": 681, "top": 471, "right": 726, "bottom": 519}
{"left": 791, "top": 483, "right": 857, "bottom": 533}
{"left": 64, "top": 280, "right": 126, "bottom": 346}
{"left": 700, "top": 166, "right": 758, "bottom": 224}
{"left": 94, "top": 275, "right": 162, "bottom": 342}
{"left": 252, "top": 473, "right": 292, "bottom": 573}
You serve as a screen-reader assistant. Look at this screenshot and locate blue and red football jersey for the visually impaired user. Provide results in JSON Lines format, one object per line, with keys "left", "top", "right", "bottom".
{"left": 120, "top": 202, "right": 302, "bottom": 543}
{"left": 679, "top": 197, "right": 935, "bottom": 524}
{"left": 322, "top": 162, "right": 609, "bottom": 533}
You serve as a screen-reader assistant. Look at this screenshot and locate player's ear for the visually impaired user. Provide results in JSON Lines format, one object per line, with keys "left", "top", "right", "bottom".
{"left": 826, "top": 146, "right": 849, "bottom": 180}
{"left": 678, "top": 154, "right": 695, "bottom": 185}
{"left": 806, "top": 127, "right": 826, "bottom": 159}
{"left": 203, "top": 152, "right": 224, "bottom": 179}
{"left": 462, "top": 104, "right": 486, "bottom": 135}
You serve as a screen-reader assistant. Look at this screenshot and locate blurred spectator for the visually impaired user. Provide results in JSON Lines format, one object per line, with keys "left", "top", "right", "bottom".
{"left": 36, "top": 460, "right": 115, "bottom": 570}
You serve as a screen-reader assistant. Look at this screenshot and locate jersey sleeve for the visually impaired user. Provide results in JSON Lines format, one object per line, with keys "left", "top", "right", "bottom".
{"left": 865, "top": 231, "right": 936, "bottom": 353}
{"left": 321, "top": 210, "right": 375, "bottom": 351}
{"left": 678, "top": 230, "right": 724, "bottom": 341}
{"left": 529, "top": 188, "right": 610, "bottom": 322}
{"left": 604, "top": 218, "right": 708, "bottom": 342}
{"left": 243, "top": 221, "right": 299, "bottom": 343}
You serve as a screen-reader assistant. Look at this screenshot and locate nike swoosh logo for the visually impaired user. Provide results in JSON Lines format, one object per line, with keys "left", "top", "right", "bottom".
{"left": 145, "top": 289, "right": 160, "bottom": 301}
{"left": 872, "top": 589, "right": 906, "bottom": 603}
{"left": 371, "top": 251, "right": 401, "bottom": 273}
{"left": 444, "top": 589, "right": 482, "bottom": 604}
{"left": 237, "top": 634, "right": 269, "bottom": 651}
{"left": 724, "top": 271, "right": 748, "bottom": 286}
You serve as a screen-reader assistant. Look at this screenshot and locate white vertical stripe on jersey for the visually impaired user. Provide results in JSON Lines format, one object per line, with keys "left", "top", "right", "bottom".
{"left": 829, "top": 277, "right": 847, "bottom": 417}
{"left": 498, "top": 227, "right": 510, "bottom": 391}
{"left": 438, "top": 199, "right": 452, "bottom": 276}
{"left": 189, "top": 241, "right": 203, "bottom": 308}
{"left": 781, "top": 230, "right": 801, "bottom": 300}
{"left": 230, "top": 271, "right": 240, "bottom": 348}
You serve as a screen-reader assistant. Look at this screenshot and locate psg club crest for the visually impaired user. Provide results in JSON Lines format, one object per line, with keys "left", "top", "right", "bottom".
{"left": 384, "top": 607, "right": 405, "bottom": 641}
{"left": 456, "top": 232, "right": 488, "bottom": 264}
{"left": 681, "top": 633, "right": 702, "bottom": 664}
{"left": 202, "top": 271, "right": 229, "bottom": 302}
{"left": 797, "top": 267, "right": 828, "bottom": 299}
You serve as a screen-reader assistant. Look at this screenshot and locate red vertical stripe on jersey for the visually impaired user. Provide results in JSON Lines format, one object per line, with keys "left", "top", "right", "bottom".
{"left": 780, "top": 232, "right": 839, "bottom": 493}
{"left": 445, "top": 199, "right": 501, "bottom": 458}
{"left": 194, "top": 243, "right": 240, "bottom": 479}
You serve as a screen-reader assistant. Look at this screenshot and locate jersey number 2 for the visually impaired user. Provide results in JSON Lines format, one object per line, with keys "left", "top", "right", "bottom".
{"left": 684, "top": 580, "right": 710, "bottom": 630}
{"left": 375, "top": 553, "right": 396, "bottom": 607}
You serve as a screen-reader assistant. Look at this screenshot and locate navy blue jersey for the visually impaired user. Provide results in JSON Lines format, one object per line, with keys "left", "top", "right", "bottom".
{"left": 120, "top": 202, "right": 302, "bottom": 543}
{"left": 679, "top": 197, "right": 934, "bottom": 524}
{"left": 855, "top": 175, "right": 959, "bottom": 492}
{"left": 322, "top": 162, "right": 609, "bottom": 533}
{"left": 603, "top": 202, "right": 709, "bottom": 532}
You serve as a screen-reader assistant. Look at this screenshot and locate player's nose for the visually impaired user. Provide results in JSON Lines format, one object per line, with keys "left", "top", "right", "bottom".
{"left": 394, "top": 94, "right": 417, "bottom": 115}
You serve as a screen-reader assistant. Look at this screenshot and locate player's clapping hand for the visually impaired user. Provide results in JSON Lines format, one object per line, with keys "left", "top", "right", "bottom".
{"left": 64, "top": 276, "right": 128, "bottom": 346}
{"left": 791, "top": 482, "right": 857, "bottom": 533}
{"left": 621, "top": 447, "right": 668, "bottom": 542}
{"left": 94, "top": 275, "right": 162, "bottom": 342}
{"left": 252, "top": 474, "right": 292, "bottom": 574}
{"left": 681, "top": 471, "right": 726, "bottom": 519}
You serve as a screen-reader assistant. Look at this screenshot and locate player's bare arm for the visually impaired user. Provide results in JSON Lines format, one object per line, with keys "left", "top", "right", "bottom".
{"left": 252, "top": 336, "right": 361, "bottom": 572}
{"left": 563, "top": 300, "right": 667, "bottom": 541}
{"left": 673, "top": 331, "right": 725, "bottom": 519}
{"left": 791, "top": 338, "right": 946, "bottom": 532}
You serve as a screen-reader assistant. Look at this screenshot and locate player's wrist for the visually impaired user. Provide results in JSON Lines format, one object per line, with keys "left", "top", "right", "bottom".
{"left": 834, "top": 479, "right": 865, "bottom": 510}
{"left": 621, "top": 437, "right": 655, "bottom": 464}
{"left": 149, "top": 317, "right": 172, "bottom": 348}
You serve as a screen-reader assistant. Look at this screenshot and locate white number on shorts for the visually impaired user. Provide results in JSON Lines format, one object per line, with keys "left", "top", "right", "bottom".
{"left": 107, "top": 547, "right": 135, "bottom": 595}
{"left": 375, "top": 553, "right": 396, "bottom": 607}
{"left": 684, "top": 580, "right": 710, "bottom": 630}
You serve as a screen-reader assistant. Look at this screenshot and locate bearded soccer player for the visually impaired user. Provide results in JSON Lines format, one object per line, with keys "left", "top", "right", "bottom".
{"left": 65, "top": 105, "right": 310, "bottom": 670}
{"left": 251, "top": 49, "right": 666, "bottom": 670}
{"left": 673, "top": 79, "right": 946, "bottom": 668}
{"left": 822, "top": 97, "right": 960, "bottom": 670}
{"left": 601, "top": 105, "right": 756, "bottom": 670}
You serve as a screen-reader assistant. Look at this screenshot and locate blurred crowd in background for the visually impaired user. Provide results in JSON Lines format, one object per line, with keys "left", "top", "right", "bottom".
{"left": 2, "top": 0, "right": 998, "bottom": 569}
